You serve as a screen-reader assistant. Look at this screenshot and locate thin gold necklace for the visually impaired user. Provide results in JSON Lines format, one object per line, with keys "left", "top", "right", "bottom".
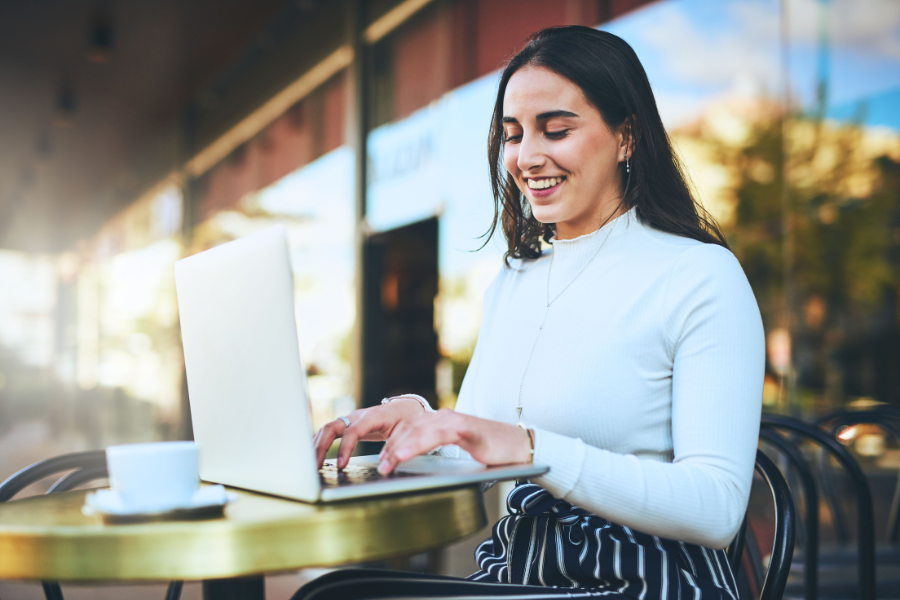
{"left": 515, "top": 218, "right": 618, "bottom": 420}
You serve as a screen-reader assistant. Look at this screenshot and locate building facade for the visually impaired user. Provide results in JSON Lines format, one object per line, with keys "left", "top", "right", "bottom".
{"left": 1, "top": 0, "right": 898, "bottom": 471}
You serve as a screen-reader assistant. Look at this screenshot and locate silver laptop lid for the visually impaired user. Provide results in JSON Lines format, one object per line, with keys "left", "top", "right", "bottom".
{"left": 175, "top": 225, "right": 321, "bottom": 501}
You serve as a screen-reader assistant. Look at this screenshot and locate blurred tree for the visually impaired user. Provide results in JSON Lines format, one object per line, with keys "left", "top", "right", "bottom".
{"left": 684, "top": 104, "right": 900, "bottom": 408}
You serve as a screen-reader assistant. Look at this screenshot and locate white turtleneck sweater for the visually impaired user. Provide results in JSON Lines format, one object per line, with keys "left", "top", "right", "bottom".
{"left": 442, "top": 207, "right": 765, "bottom": 549}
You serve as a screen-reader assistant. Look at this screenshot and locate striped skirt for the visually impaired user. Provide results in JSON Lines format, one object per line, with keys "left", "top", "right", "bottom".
{"left": 467, "top": 483, "right": 740, "bottom": 600}
{"left": 292, "top": 483, "right": 741, "bottom": 600}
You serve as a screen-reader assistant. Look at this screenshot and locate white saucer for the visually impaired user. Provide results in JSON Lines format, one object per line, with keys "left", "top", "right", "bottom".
{"left": 83, "top": 485, "right": 236, "bottom": 522}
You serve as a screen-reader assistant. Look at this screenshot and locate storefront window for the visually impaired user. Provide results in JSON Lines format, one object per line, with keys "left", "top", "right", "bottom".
{"left": 0, "top": 251, "right": 58, "bottom": 443}
{"left": 605, "top": 0, "right": 900, "bottom": 411}
{"left": 86, "top": 185, "right": 185, "bottom": 443}
{"left": 365, "top": 0, "right": 900, "bottom": 412}
{"left": 192, "top": 146, "right": 356, "bottom": 429}
{"left": 0, "top": 184, "right": 186, "bottom": 480}
{"left": 367, "top": 74, "right": 504, "bottom": 408}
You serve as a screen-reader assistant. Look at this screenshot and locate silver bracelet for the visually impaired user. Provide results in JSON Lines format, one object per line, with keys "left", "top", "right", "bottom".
{"left": 381, "top": 394, "right": 436, "bottom": 413}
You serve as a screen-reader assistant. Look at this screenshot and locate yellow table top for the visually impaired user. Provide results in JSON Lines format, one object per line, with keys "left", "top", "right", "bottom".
{"left": 0, "top": 485, "right": 487, "bottom": 582}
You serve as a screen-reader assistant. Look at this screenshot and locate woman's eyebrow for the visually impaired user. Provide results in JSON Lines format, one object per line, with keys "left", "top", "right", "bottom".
{"left": 536, "top": 110, "right": 579, "bottom": 121}
{"left": 501, "top": 110, "right": 579, "bottom": 124}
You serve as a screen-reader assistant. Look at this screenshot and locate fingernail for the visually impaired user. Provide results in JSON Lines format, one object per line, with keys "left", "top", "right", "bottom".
{"left": 397, "top": 447, "right": 411, "bottom": 461}
{"left": 378, "top": 460, "right": 390, "bottom": 474}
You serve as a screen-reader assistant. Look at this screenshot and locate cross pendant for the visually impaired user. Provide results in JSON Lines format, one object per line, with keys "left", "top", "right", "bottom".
{"left": 516, "top": 407, "right": 522, "bottom": 420}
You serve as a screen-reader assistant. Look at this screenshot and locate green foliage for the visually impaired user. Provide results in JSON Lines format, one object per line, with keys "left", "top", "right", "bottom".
{"left": 704, "top": 112, "right": 900, "bottom": 329}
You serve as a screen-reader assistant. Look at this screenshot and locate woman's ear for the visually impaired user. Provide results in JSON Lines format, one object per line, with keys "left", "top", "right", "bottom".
{"left": 619, "top": 116, "right": 637, "bottom": 160}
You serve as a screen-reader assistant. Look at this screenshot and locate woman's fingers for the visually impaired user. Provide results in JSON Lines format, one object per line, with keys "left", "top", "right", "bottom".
{"left": 378, "top": 411, "right": 460, "bottom": 474}
{"left": 336, "top": 427, "right": 359, "bottom": 469}
{"left": 314, "top": 407, "right": 385, "bottom": 468}
{"left": 314, "top": 401, "right": 426, "bottom": 470}
{"left": 377, "top": 411, "right": 531, "bottom": 474}
{"left": 314, "top": 419, "right": 348, "bottom": 468}
{"left": 336, "top": 410, "right": 391, "bottom": 468}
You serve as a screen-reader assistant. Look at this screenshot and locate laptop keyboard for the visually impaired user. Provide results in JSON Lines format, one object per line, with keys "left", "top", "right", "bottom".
{"left": 319, "top": 464, "right": 425, "bottom": 488}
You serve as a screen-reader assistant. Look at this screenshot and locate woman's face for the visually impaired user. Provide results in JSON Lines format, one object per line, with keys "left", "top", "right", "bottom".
{"left": 502, "top": 66, "right": 629, "bottom": 240}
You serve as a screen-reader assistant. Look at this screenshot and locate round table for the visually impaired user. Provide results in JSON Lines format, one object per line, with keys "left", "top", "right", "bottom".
{"left": 0, "top": 484, "right": 487, "bottom": 595}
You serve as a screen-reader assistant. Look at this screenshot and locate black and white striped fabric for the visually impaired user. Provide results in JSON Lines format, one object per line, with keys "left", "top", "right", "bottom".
{"left": 466, "top": 483, "right": 740, "bottom": 599}
{"left": 292, "top": 483, "right": 741, "bottom": 600}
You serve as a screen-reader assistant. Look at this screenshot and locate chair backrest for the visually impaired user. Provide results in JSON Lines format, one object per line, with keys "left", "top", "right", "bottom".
{"left": 757, "top": 429, "right": 818, "bottom": 600}
{"left": 816, "top": 407, "right": 900, "bottom": 544}
{"left": 0, "top": 450, "right": 108, "bottom": 502}
{"left": 727, "top": 448, "right": 796, "bottom": 600}
{"left": 0, "top": 450, "right": 109, "bottom": 600}
{"left": 0, "top": 450, "right": 182, "bottom": 600}
{"left": 761, "top": 414, "right": 877, "bottom": 600}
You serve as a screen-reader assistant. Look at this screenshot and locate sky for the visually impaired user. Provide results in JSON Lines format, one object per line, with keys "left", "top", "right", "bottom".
{"left": 604, "top": 0, "right": 900, "bottom": 129}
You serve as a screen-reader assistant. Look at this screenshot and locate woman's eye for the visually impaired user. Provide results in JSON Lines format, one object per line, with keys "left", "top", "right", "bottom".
{"left": 503, "top": 133, "right": 522, "bottom": 143}
{"left": 545, "top": 129, "right": 569, "bottom": 139}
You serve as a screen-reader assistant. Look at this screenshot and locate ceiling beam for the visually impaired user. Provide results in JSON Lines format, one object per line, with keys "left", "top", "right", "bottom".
{"left": 184, "top": 45, "right": 353, "bottom": 178}
{"left": 364, "top": 0, "right": 436, "bottom": 44}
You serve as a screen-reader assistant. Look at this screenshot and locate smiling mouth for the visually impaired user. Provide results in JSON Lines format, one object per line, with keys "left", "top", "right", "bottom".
{"left": 526, "top": 176, "right": 565, "bottom": 190}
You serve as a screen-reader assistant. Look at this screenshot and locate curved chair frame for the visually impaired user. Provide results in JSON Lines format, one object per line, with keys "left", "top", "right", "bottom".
{"left": 754, "top": 449, "right": 796, "bottom": 600}
{"left": 726, "top": 514, "right": 748, "bottom": 574}
{"left": 762, "top": 414, "right": 876, "bottom": 600}
{"left": 0, "top": 450, "right": 107, "bottom": 502}
{"left": 0, "top": 450, "right": 183, "bottom": 600}
{"left": 730, "top": 516, "right": 767, "bottom": 600}
{"left": 815, "top": 404, "right": 900, "bottom": 424}
{"left": 726, "top": 448, "right": 796, "bottom": 600}
{"left": 759, "top": 429, "right": 818, "bottom": 600}
{"left": 816, "top": 408, "right": 900, "bottom": 544}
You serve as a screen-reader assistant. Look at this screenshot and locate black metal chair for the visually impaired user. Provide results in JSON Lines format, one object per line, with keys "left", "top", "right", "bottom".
{"left": 812, "top": 407, "right": 900, "bottom": 599}
{"left": 0, "top": 450, "right": 183, "bottom": 600}
{"left": 815, "top": 406, "right": 900, "bottom": 548}
{"left": 757, "top": 429, "right": 818, "bottom": 600}
{"left": 761, "top": 414, "right": 877, "bottom": 600}
{"left": 726, "top": 448, "right": 796, "bottom": 600}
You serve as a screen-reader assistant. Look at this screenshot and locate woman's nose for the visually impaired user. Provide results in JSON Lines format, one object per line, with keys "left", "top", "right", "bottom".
{"left": 516, "top": 132, "right": 546, "bottom": 172}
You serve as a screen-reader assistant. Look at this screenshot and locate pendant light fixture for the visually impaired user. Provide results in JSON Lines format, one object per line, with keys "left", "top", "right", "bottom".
{"left": 87, "top": 6, "right": 114, "bottom": 63}
{"left": 35, "top": 131, "right": 53, "bottom": 166}
{"left": 55, "top": 79, "right": 77, "bottom": 127}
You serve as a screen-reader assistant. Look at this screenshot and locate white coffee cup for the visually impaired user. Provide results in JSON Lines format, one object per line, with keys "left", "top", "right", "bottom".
{"left": 105, "top": 441, "right": 200, "bottom": 512}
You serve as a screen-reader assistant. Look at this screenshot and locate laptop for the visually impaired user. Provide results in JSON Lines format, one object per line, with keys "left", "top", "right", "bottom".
{"left": 174, "top": 225, "right": 547, "bottom": 502}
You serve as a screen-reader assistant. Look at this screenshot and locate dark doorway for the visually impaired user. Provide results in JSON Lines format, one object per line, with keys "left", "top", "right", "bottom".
{"left": 361, "top": 217, "right": 439, "bottom": 414}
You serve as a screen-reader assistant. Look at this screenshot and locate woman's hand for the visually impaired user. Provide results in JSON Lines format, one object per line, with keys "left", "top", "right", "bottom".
{"left": 377, "top": 409, "right": 532, "bottom": 474}
{"left": 313, "top": 399, "right": 425, "bottom": 469}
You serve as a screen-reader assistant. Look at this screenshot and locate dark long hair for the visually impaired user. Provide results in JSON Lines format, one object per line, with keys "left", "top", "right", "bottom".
{"left": 486, "top": 26, "right": 728, "bottom": 260}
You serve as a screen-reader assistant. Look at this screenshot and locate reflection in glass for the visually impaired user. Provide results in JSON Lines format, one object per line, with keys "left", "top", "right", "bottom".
{"left": 193, "top": 147, "right": 356, "bottom": 431}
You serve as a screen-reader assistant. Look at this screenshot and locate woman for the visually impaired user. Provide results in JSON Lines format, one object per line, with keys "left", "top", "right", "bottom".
{"left": 295, "top": 25, "right": 764, "bottom": 600}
